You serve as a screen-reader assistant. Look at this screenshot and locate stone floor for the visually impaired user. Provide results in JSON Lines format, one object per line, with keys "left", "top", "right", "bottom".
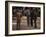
{"left": 12, "top": 17, "right": 40, "bottom": 30}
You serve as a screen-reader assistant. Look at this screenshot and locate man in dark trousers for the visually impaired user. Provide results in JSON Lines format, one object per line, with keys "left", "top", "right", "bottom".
{"left": 24, "top": 8, "right": 30, "bottom": 26}
{"left": 16, "top": 11, "right": 22, "bottom": 30}
{"left": 30, "top": 8, "right": 37, "bottom": 28}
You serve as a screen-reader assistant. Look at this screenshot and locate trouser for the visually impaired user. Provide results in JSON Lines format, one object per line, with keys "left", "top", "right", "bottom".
{"left": 31, "top": 18, "right": 37, "bottom": 28}
{"left": 34, "top": 19, "right": 37, "bottom": 28}
{"left": 16, "top": 20, "right": 21, "bottom": 30}
{"left": 31, "top": 18, "right": 33, "bottom": 26}
{"left": 27, "top": 16, "right": 29, "bottom": 26}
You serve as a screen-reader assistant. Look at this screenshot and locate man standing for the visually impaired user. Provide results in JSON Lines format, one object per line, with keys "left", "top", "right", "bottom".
{"left": 16, "top": 11, "right": 22, "bottom": 30}
{"left": 24, "top": 8, "right": 30, "bottom": 26}
{"left": 34, "top": 8, "right": 37, "bottom": 28}
{"left": 26, "top": 9, "right": 30, "bottom": 26}
{"left": 30, "top": 9, "right": 34, "bottom": 27}
{"left": 30, "top": 8, "right": 37, "bottom": 28}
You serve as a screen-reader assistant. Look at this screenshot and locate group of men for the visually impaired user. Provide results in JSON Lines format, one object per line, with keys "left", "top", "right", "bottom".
{"left": 27, "top": 8, "right": 37, "bottom": 28}
{"left": 16, "top": 8, "right": 37, "bottom": 30}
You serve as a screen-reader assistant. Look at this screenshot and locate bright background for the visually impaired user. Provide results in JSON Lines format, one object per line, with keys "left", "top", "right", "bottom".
{"left": 0, "top": 0, "right": 46, "bottom": 37}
